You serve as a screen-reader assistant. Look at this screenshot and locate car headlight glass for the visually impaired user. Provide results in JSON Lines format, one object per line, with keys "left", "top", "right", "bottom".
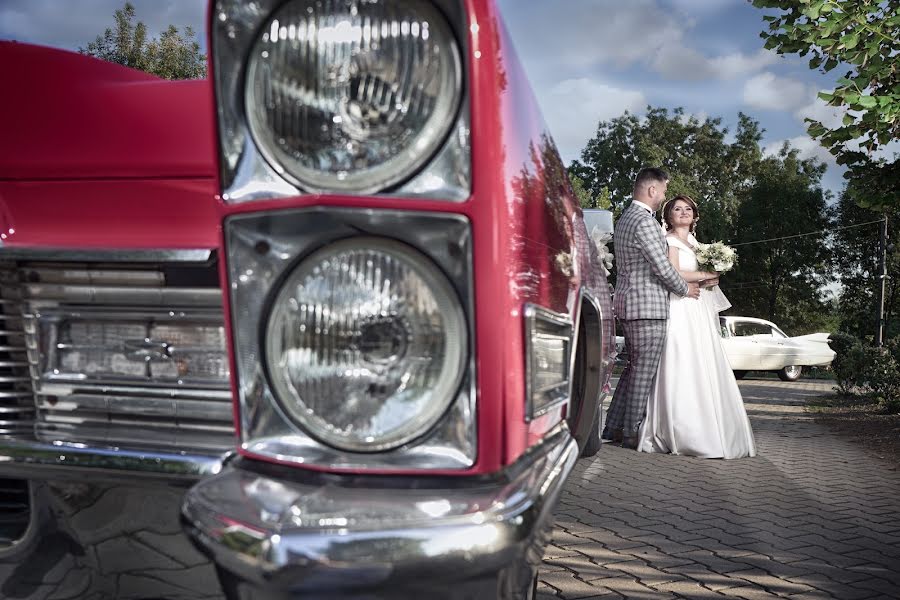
{"left": 244, "top": 0, "right": 462, "bottom": 193}
{"left": 264, "top": 238, "right": 466, "bottom": 452}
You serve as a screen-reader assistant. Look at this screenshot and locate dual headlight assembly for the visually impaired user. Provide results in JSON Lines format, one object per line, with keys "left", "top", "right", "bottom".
{"left": 213, "top": 0, "right": 474, "bottom": 466}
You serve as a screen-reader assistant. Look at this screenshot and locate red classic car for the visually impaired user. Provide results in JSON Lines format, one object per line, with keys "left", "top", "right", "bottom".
{"left": 0, "top": 1, "right": 615, "bottom": 598}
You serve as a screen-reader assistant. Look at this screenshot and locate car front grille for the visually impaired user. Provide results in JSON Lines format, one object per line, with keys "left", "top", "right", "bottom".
{"left": 11, "top": 255, "right": 234, "bottom": 455}
{"left": 0, "top": 478, "right": 30, "bottom": 548}
{"left": 0, "top": 265, "right": 36, "bottom": 437}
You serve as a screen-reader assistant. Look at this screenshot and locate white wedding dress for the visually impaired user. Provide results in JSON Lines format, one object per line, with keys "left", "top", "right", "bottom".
{"left": 637, "top": 235, "right": 757, "bottom": 459}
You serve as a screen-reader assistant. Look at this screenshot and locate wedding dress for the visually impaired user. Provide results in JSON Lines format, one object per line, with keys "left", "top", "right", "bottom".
{"left": 637, "top": 235, "right": 756, "bottom": 459}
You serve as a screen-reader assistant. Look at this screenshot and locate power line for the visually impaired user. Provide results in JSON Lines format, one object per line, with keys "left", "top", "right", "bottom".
{"left": 729, "top": 218, "right": 883, "bottom": 247}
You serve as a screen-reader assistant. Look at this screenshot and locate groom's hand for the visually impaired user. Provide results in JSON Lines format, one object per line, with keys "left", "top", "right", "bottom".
{"left": 687, "top": 282, "right": 701, "bottom": 299}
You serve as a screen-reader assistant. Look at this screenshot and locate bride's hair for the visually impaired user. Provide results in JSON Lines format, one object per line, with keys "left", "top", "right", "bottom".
{"left": 663, "top": 195, "right": 700, "bottom": 233}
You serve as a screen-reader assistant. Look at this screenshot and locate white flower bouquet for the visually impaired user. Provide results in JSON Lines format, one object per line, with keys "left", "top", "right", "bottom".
{"left": 695, "top": 241, "right": 737, "bottom": 273}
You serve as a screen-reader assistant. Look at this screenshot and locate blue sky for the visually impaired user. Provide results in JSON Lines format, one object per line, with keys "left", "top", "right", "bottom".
{"left": 0, "top": 0, "right": 853, "bottom": 194}
{"left": 496, "top": 0, "right": 850, "bottom": 195}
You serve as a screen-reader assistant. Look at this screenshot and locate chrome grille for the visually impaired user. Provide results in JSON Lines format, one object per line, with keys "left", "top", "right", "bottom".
{"left": 0, "top": 478, "right": 30, "bottom": 548}
{"left": 0, "top": 264, "right": 35, "bottom": 436}
{"left": 20, "top": 258, "right": 234, "bottom": 454}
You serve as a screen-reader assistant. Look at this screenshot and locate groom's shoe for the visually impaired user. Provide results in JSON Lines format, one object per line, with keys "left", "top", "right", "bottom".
{"left": 602, "top": 428, "right": 623, "bottom": 443}
{"left": 621, "top": 435, "right": 639, "bottom": 450}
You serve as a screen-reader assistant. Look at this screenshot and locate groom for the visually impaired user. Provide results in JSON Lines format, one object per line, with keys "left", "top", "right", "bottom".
{"left": 603, "top": 167, "right": 700, "bottom": 449}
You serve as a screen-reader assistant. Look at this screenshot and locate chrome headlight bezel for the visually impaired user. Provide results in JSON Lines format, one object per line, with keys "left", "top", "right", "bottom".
{"left": 211, "top": 0, "right": 471, "bottom": 203}
{"left": 225, "top": 208, "right": 476, "bottom": 469}
{"left": 262, "top": 236, "right": 467, "bottom": 453}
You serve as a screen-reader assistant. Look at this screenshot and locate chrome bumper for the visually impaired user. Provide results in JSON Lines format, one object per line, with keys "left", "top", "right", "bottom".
{"left": 181, "top": 427, "right": 578, "bottom": 599}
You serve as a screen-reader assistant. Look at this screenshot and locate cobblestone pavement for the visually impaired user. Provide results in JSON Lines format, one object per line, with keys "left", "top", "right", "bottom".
{"left": 540, "top": 378, "right": 900, "bottom": 599}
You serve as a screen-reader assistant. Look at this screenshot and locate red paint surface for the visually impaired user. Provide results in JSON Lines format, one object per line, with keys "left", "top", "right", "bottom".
{"left": 0, "top": 41, "right": 219, "bottom": 249}
{"left": 464, "top": 0, "right": 581, "bottom": 466}
{"left": 0, "top": 178, "right": 219, "bottom": 248}
{"left": 0, "top": 41, "right": 216, "bottom": 181}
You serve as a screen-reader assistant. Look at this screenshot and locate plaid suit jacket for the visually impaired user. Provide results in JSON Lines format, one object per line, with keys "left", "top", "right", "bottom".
{"left": 613, "top": 202, "right": 690, "bottom": 320}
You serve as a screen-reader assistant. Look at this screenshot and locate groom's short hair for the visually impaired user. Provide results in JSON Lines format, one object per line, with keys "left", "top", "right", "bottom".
{"left": 634, "top": 167, "right": 669, "bottom": 194}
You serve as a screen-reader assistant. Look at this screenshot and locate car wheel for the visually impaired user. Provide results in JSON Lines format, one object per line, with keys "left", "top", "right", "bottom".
{"left": 733, "top": 370, "right": 747, "bottom": 380}
{"left": 527, "top": 572, "right": 538, "bottom": 600}
{"left": 581, "top": 411, "right": 602, "bottom": 457}
{"left": 778, "top": 365, "right": 803, "bottom": 381}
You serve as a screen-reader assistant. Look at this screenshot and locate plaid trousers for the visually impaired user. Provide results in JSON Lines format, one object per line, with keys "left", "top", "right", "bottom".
{"left": 604, "top": 319, "right": 668, "bottom": 436}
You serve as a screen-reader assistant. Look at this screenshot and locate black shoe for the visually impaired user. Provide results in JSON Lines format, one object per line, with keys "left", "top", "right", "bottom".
{"left": 602, "top": 428, "right": 623, "bottom": 443}
{"left": 621, "top": 435, "right": 638, "bottom": 450}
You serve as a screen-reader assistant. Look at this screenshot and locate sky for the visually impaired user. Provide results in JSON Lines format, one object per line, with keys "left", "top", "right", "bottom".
{"left": 0, "top": 0, "right": 857, "bottom": 195}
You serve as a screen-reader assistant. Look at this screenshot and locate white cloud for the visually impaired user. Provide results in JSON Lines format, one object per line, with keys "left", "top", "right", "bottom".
{"left": 654, "top": 46, "right": 779, "bottom": 81}
{"left": 743, "top": 72, "right": 812, "bottom": 111}
{"left": 652, "top": 45, "right": 715, "bottom": 80}
{"left": 709, "top": 50, "right": 779, "bottom": 79}
{"left": 538, "top": 78, "right": 647, "bottom": 163}
{"left": 763, "top": 135, "right": 835, "bottom": 166}
{"left": 498, "top": 0, "right": 774, "bottom": 84}
{"left": 795, "top": 98, "right": 900, "bottom": 160}
{"left": 667, "top": 0, "right": 744, "bottom": 18}
{"left": 795, "top": 97, "right": 846, "bottom": 131}
{"left": 872, "top": 139, "right": 900, "bottom": 161}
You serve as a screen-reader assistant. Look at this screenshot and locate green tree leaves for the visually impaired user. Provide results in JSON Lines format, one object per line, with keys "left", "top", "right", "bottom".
{"left": 568, "top": 107, "right": 763, "bottom": 242}
{"left": 79, "top": 2, "right": 206, "bottom": 80}
{"left": 728, "top": 146, "right": 833, "bottom": 334}
{"left": 751, "top": 0, "right": 899, "bottom": 208}
{"left": 832, "top": 181, "right": 900, "bottom": 341}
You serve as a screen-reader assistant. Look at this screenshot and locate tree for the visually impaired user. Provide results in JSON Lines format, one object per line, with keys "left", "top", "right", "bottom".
{"left": 725, "top": 145, "right": 834, "bottom": 334}
{"left": 570, "top": 175, "right": 612, "bottom": 211}
{"left": 751, "top": 0, "right": 899, "bottom": 209}
{"left": 832, "top": 182, "right": 900, "bottom": 341}
{"left": 79, "top": 2, "right": 206, "bottom": 80}
{"left": 568, "top": 107, "right": 764, "bottom": 241}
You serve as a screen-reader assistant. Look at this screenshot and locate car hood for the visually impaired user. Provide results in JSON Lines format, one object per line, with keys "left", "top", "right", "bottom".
{"left": 0, "top": 41, "right": 215, "bottom": 181}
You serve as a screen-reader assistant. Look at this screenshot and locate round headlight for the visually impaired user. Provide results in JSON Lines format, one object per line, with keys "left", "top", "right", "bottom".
{"left": 245, "top": 0, "right": 462, "bottom": 193}
{"left": 264, "top": 238, "right": 466, "bottom": 452}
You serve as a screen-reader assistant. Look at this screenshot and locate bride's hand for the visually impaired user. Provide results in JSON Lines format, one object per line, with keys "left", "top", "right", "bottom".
{"left": 700, "top": 276, "right": 720, "bottom": 288}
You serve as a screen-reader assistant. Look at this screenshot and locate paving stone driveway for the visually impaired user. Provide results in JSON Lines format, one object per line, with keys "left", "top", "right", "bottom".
{"left": 540, "top": 379, "right": 900, "bottom": 599}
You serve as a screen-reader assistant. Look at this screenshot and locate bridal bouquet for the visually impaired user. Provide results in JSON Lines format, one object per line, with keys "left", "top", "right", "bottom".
{"left": 695, "top": 241, "right": 737, "bottom": 273}
{"left": 695, "top": 241, "right": 736, "bottom": 313}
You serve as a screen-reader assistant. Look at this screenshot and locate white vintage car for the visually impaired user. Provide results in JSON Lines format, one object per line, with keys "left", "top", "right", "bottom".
{"left": 615, "top": 316, "right": 836, "bottom": 382}
{"left": 719, "top": 316, "right": 836, "bottom": 381}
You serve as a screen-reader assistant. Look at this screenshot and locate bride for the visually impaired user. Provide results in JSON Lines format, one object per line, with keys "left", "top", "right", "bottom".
{"left": 637, "top": 195, "right": 757, "bottom": 459}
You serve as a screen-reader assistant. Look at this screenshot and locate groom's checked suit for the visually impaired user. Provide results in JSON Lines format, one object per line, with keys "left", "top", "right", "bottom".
{"left": 604, "top": 201, "right": 691, "bottom": 441}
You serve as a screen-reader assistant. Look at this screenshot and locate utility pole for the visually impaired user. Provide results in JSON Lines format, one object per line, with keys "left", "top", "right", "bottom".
{"left": 875, "top": 214, "right": 888, "bottom": 347}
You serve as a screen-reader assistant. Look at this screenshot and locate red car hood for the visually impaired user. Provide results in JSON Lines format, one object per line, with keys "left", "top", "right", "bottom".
{"left": 0, "top": 41, "right": 216, "bottom": 180}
